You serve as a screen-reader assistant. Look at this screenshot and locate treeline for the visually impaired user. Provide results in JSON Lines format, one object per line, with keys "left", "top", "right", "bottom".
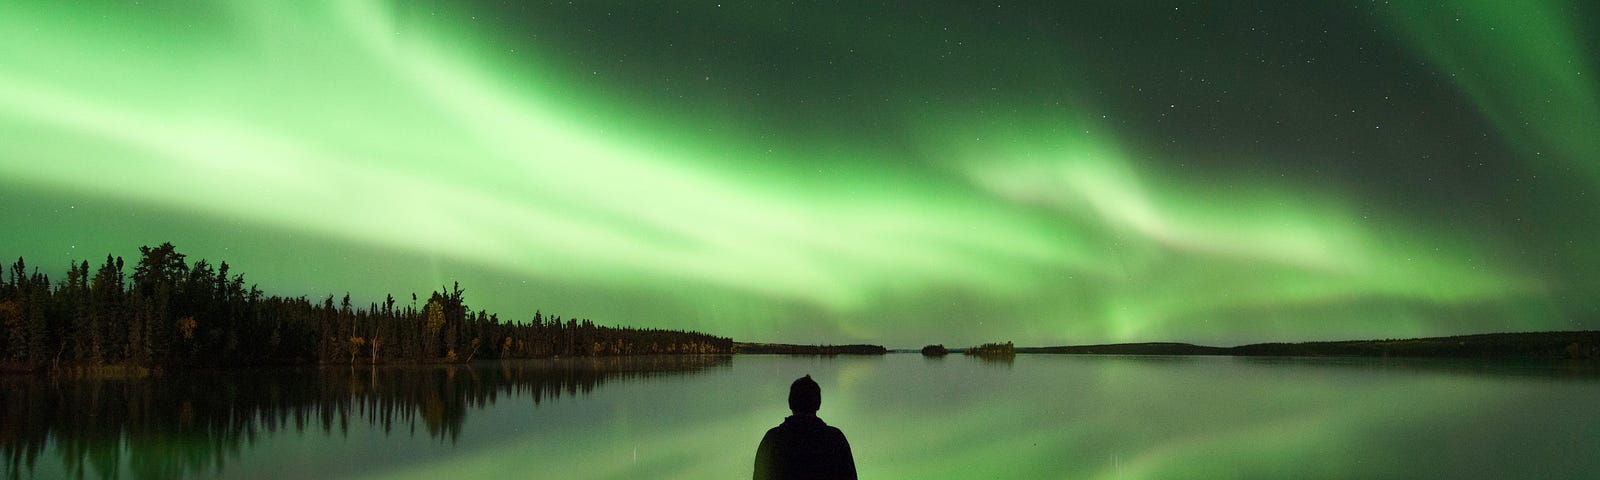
{"left": 733, "top": 342, "right": 887, "bottom": 355}
{"left": 0, "top": 243, "right": 732, "bottom": 371}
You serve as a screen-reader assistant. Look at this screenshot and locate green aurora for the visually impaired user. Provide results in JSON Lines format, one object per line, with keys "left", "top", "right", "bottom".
{"left": 0, "top": 1, "right": 1595, "bottom": 347}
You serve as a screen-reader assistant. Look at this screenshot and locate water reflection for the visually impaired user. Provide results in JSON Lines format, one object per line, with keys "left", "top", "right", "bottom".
{"left": 0, "top": 356, "right": 730, "bottom": 480}
{"left": 1231, "top": 355, "right": 1600, "bottom": 380}
{"left": 856, "top": 355, "right": 1600, "bottom": 479}
{"left": 8, "top": 354, "right": 1600, "bottom": 479}
{"left": 969, "top": 354, "right": 1015, "bottom": 367}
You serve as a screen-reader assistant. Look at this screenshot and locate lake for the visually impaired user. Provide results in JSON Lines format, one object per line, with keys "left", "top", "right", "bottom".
{"left": 5, "top": 354, "right": 1599, "bottom": 479}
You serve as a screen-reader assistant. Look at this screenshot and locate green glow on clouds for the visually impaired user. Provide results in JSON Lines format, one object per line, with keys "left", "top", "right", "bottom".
{"left": 0, "top": 1, "right": 1589, "bottom": 345}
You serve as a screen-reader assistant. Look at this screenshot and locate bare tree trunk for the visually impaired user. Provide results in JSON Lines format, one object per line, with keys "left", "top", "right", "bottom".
{"left": 371, "top": 336, "right": 382, "bottom": 365}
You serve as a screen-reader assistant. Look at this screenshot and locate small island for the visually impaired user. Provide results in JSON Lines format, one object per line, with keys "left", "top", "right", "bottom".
{"left": 963, "top": 341, "right": 1016, "bottom": 358}
{"left": 921, "top": 344, "right": 948, "bottom": 356}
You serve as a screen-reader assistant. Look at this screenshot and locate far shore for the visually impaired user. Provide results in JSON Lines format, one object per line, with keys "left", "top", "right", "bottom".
{"left": 8, "top": 331, "right": 1595, "bottom": 377}
{"left": 740, "top": 331, "right": 1600, "bottom": 360}
{"left": 733, "top": 342, "right": 887, "bottom": 355}
{"left": 1013, "top": 331, "right": 1600, "bottom": 359}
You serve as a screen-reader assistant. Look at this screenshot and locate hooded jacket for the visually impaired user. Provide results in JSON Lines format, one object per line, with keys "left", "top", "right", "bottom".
{"left": 753, "top": 414, "right": 857, "bottom": 480}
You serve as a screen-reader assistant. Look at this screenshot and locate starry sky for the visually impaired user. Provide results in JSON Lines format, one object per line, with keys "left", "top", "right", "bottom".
{"left": 1, "top": 1, "right": 1596, "bottom": 347}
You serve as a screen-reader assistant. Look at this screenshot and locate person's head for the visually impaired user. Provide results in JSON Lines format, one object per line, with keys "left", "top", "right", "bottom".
{"left": 788, "top": 375, "right": 821, "bottom": 415}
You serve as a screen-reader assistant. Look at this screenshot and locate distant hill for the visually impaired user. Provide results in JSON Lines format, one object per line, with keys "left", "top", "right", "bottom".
{"left": 733, "top": 342, "right": 887, "bottom": 355}
{"left": 1019, "top": 342, "right": 1228, "bottom": 355}
{"left": 1020, "top": 331, "right": 1600, "bottom": 359}
{"left": 1229, "top": 331, "right": 1600, "bottom": 359}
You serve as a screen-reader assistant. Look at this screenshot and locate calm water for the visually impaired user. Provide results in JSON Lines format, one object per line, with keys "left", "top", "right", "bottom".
{"left": 5, "top": 354, "right": 1600, "bottom": 479}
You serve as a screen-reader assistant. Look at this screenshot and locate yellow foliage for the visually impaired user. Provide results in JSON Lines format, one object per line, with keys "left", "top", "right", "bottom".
{"left": 179, "top": 317, "right": 198, "bottom": 339}
{"left": 423, "top": 298, "right": 446, "bottom": 334}
{"left": 348, "top": 336, "right": 366, "bottom": 361}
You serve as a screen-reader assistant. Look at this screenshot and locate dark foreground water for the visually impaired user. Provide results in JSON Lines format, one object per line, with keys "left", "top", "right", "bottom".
{"left": 4, "top": 354, "right": 1599, "bottom": 479}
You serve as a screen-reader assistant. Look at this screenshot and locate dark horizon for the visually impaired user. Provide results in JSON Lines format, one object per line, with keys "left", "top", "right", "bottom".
{"left": 759, "top": 330, "right": 1600, "bottom": 356}
{"left": 7, "top": 242, "right": 1600, "bottom": 359}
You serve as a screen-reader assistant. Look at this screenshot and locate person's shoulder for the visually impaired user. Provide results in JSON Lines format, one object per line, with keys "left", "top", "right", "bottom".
{"left": 765, "top": 421, "right": 800, "bottom": 438}
{"left": 762, "top": 423, "right": 786, "bottom": 437}
{"left": 824, "top": 424, "right": 848, "bottom": 438}
{"left": 757, "top": 424, "right": 785, "bottom": 449}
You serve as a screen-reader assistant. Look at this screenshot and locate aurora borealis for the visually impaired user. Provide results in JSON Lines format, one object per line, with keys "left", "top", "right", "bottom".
{"left": 1, "top": 1, "right": 1595, "bottom": 347}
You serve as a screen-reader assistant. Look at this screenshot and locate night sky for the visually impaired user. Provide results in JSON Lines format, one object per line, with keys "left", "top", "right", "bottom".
{"left": 2, "top": 1, "right": 1596, "bottom": 347}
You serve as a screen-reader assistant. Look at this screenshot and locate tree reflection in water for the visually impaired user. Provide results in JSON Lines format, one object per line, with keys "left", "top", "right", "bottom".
{"left": 0, "top": 355, "right": 731, "bottom": 480}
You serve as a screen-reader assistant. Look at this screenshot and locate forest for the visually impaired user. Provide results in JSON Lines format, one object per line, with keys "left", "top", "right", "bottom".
{"left": 0, "top": 243, "right": 732, "bottom": 371}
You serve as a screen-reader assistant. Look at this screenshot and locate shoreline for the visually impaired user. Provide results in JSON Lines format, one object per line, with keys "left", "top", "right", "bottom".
{"left": 1016, "top": 331, "right": 1600, "bottom": 359}
{"left": 9, "top": 331, "right": 1596, "bottom": 377}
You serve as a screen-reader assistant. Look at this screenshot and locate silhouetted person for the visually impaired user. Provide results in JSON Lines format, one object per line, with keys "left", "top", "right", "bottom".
{"left": 754, "top": 375, "right": 857, "bottom": 480}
